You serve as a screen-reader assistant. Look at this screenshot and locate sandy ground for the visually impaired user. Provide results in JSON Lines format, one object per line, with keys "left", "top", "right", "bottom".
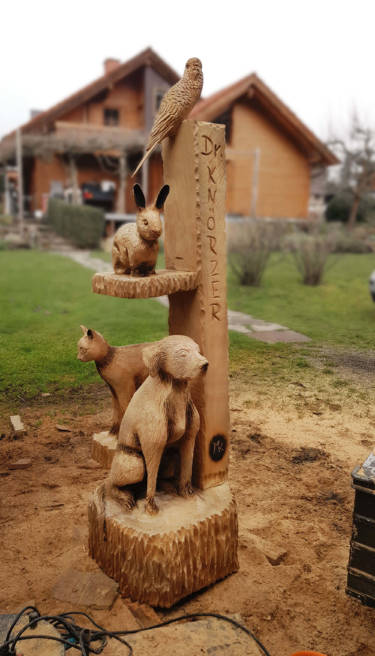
{"left": 1, "top": 372, "right": 375, "bottom": 656}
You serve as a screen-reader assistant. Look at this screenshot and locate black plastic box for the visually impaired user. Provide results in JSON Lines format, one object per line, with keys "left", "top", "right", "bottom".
{"left": 347, "top": 451, "right": 375, "bottom": 607}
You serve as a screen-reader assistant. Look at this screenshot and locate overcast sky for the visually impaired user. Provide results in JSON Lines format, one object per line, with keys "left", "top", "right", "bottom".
{"left": 1, "top": 0, "right": 374, "bottom": 141}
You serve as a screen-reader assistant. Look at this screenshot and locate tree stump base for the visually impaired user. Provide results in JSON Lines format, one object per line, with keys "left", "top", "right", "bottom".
{"left": 88, "top": 482, "right": 238, "bottom": 608}
{"left": 92, "top": 431, "right": 117, "bottom": 468}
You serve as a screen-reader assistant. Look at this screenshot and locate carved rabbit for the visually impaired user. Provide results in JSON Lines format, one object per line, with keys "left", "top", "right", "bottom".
{"left": 112, "top": 184, "right": 170, "bottom": 276}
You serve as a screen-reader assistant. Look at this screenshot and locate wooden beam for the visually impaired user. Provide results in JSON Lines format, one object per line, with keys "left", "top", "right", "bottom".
{"left": 163, "top": 120, "right": 230, "bottom": 489}
{"left": 16, "top": 129, "right": 24, "bottom": 232}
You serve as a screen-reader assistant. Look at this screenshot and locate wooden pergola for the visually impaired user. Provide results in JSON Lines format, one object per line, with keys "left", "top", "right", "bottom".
{"left": 0, "top": 123, "right": 147, "bottom": 213}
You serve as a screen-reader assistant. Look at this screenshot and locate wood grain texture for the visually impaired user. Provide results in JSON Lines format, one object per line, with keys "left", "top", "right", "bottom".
{"left": 88, "top": 483, "right": 238, "bottom": 608}
{"left": 163, "top": 120, "right": 230, "bottom": 489}
{"left": 92, "top": 432, "right": 117, "bottom": 468}
{"left": 227, "top": 101, "right": 311, "bottom": 218}
{"left": 92, "top": 269, "right": 199, "bottom": 299}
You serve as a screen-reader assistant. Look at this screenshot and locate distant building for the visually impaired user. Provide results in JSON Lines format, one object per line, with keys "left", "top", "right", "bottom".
{"left": 191, "top": 74, "right": 338, "bottom": 219}
{"left": 0, "top": 48, "right": 338, "bottom": 219}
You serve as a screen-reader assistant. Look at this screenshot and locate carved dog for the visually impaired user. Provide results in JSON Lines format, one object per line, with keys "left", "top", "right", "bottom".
{"left": 105, "top": 335, "right": 208, "bottom": 514}
{"left": 77, "top": 326, "right": 148, "bottom": 437}
{"left": 112, "top": 184, "right": 169, "bottom": 276}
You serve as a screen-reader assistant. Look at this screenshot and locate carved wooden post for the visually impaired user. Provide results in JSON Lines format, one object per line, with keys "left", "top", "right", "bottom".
{"left": 68, "top": 154, "right": 80, "bottom": 205}
{"left": 116, "top": 152, "right": 127, "bottom": 214}
{"left": 162, "top": 120, "right": 230, "bottom": 489}
{"left": 89, "top": 119, "right": 238, "bottom": 608}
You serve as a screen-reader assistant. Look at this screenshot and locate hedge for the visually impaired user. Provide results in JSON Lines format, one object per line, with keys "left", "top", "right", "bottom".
{"left": 325, "top": 193, "right": 366, "bottom": 223}
{"left": 47, "top": 199, "right": 105, "bottom": 248}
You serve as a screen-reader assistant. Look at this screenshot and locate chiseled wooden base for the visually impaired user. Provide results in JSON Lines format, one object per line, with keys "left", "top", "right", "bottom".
{"left": 92, "top": 269, "right": 198, "bottom": 299}
{"left": 92, "top": 431, "right": 117, "bottom": 468}
{"left": 88, "top": 482, "right": 238, "bottom": 608}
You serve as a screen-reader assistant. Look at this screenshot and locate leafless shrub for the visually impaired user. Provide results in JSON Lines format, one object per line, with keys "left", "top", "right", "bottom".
{"left": 228, "top": 219, "right": 285, "bottom": 286}
{"left": 285, "top": 228, "right": 336, "bottom": 285}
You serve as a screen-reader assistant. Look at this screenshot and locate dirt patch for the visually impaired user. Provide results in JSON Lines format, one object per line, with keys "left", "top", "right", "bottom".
{"left": 1, "top": 380, "right": 375, "bottom": 656}
{"left": 290, "top": 446, "right": 326, "bottom": 464}
{"left": 309, "top": 345, "right": 375, "bottom": 386}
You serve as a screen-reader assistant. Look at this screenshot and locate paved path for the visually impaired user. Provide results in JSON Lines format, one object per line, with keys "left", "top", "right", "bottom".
{"left": 57, "top": 249, "right": 310, "bottom": 344}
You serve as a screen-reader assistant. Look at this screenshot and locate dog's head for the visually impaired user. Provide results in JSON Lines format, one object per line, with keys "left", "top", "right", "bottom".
{"left": 142, "top": 335, "right": 208, "bottom": 381}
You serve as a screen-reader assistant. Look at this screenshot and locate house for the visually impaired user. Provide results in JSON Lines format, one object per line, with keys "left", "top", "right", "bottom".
{"left": 0, "top": 49, "right": 179, "bottom": 217}
{"left": 191, "top": 74, "right": 338, "bottom": 219}
{"left": 0, "top": 48, "right": 337, "bottom": 221}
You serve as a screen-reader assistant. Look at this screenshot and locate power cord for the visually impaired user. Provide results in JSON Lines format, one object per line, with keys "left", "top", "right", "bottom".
{"left": 0, "top": 605, "right": 272, "bottom": 656}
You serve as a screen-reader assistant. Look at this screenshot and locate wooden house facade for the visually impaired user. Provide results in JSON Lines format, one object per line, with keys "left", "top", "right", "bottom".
{"left": 191, "top": 74, "right": 338, "bottom": 218}
{"left": 0, "top": 49, "right": 178, "bottom": 215}
{"left": 0, "top": 49, "right": 337, "bottom": 219}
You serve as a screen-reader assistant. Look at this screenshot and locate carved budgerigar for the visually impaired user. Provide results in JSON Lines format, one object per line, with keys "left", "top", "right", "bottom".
{"left": 132, "top": 57, "right": 203, "bottom": 177}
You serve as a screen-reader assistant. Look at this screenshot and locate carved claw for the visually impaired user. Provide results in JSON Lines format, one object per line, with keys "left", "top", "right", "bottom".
{"left": 124, "top": 495, "right": 136, "bottom": 511}
{"left": 178, "top": 481, "right": 194, "bottom": 497}
{"left": 109, "top": 486, "right": 136, "bottom": 512}
{"left": 116, "top": 489, "right": 136, "bottom": 512}
{"left": 145, "top": 496, "right": 159, "bottom": 515}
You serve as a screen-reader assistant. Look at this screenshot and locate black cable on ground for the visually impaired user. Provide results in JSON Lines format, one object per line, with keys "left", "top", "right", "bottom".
{"left": 0, "top": 605, "right": 272, "bottom": 656}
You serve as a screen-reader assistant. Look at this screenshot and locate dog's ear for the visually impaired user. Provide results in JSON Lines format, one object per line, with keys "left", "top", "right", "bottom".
{"left": 143, "top": 342, "right": 165, "bottom": 377}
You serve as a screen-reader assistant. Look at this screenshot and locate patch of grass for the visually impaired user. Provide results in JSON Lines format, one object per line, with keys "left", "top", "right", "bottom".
{"left": 227, "top": 253, "right": 375, "bottom": 348}
{"left": 90, "top": 250, "right": 111, "bottom": 262}
{"left": 332, "top": 379, "right": 348, "bottom": 388}
{"left": 2, "top": 249, "right": 375, "bottom": 407}
{"left": 295, "top": 358, "right": 310, "bottom": 368}
{"left": 0, "top": 251, "right": 167, "bottom": 400}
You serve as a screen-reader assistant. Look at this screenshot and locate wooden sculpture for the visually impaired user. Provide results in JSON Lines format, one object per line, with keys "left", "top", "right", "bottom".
{"left": 132, "top": 58, "right": 203, "bottom": 177}
{"left": 89, "top": 113, "right": 239, "bottom": 609}
{"left": 103, "top": 335, "right": 208, "bottom": 514}
{"left": 112, "top": 184, "right": 170, "bottom": 276}
{"left": 77, "top": 325, "right": 148, "bottom": 437}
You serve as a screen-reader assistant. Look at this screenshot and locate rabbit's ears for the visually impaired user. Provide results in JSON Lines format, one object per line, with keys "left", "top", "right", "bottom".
{"left": 133, "top": 183, "right": 170, "bottom": 210}
{"left": 155, "top": 185, "right": 170, "bottom": 210}
{"left": 133, "top": 184, "right": 146, "bottom": 209}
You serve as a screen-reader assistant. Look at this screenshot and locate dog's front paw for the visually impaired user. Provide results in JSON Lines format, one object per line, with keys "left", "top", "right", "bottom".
{"left": 124, "top": 495, "right": 136, "bottom": 511}
{"left": 119, "top": 489, "right": 136, "bottom": 511}
{"left": 145, "top": 496, "right": 159, "bottom": 515}
{"left": 178, "top": 481, "right": 194, "bottom": 497}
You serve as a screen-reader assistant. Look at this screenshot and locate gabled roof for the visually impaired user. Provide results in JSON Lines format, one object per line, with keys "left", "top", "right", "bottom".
{"left": 191, "top": 73, "right": 338, "bottom": 166}
{"left": 4, "top": 47, "right": 179, "bottom": 138}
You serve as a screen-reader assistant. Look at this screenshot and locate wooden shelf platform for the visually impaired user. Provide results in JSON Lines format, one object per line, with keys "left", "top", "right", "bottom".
{"left": 92, "top": 269, "right": 199, "bottom": 299}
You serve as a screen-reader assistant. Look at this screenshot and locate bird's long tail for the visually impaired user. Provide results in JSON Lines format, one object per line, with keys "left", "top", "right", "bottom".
{"left": 131, "top": 141, "right": 159, "bottom": 178}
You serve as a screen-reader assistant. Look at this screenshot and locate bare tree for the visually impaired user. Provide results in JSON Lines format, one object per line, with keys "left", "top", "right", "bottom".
{"left": 328, "top": 112, "right": 375, "bottom": 229}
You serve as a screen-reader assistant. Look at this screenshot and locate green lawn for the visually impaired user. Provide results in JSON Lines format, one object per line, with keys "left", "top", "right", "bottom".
{"left": 228, "top": 253, "right": 375, "bottom": 348}
{"left": 1, "top": 250, "right": 375, "bottom": 402}
{"left": 0, "top": 251, "right": 168, "bottom": 400}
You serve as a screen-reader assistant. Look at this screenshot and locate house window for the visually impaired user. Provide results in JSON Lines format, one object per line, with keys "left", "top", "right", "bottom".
{"left": 154, "top": 89, "right": 165, "bottom": 113}
{"left": 104, "top": 108, "right": 119, "bottom": 126}
{"left": 215, "top": 109, "right": 232, "bottom": 143}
